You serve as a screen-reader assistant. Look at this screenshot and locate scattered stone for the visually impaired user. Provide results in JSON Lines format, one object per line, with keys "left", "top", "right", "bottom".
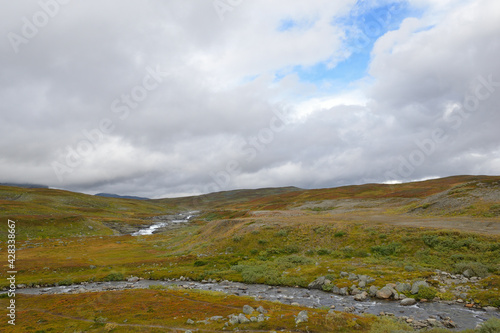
{"left": 308, "top": 276, "right": 329, "bottom": 290}
{"left": 368, "top": 285, "right": 379, "bottom": 297}
{"left": 411, "top": 281, "right": 429, "bottom": 294}
{"left": 291, "top": 302, "right": 300, "bottom": 306}
{"left": 238, "top": 313, "right": 250, "bottom": 324}
{"left": 228, "top": 315, "right": 239, "bottom": 325}
{"left": 242, "top": 305, "right": 254, "bottom": 315}
{"left": 484, "top": 306, "right": 498, "bottom": 312}
{"left": 400, "top": 298, "right": 417, "bottom": 306}
{"left": 376, "top": 286, "right": 393, "bottom": 299}
{"left": 127, "top": 276, "right": 139, "bottom": 283}
{"left": 257, "top": 314, "right": 265, "bottom": 322}
{"left": 295, "top": 310, "right": 308, "bottom": 324}
{"left": 358, "top": 280, "right": 366, "bottom": 288}
{"left": 210, "top": 316, "right": 224, "bottom": 321}
{"left": 340, "top": 272, "right": 348, "bottom": 277}
{"left": 186, "top": 319, "right": 194, "bottom": 325}
{"left": 339, "top": 287, "right": 349, "bottom": 296}
{"left": 256, "top": 306, "right": 267, "bottom": 314}
{"left": 351, "top": 288, "right": 361, "bottom": 295}
{"left": 330, "top": 305, "right": 335, "bottom": 309}
{"left": 396, "top": 282, "right": 411, "bottom": 293}
{"left": 354, "top": 291, "right": 368, "bottom": 301}
{"left": 462, "top": 269, "right": 473, "bottom": 278}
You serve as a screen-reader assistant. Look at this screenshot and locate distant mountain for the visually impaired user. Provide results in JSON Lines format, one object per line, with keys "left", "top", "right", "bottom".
{"left": 95, "top": 193, "right": 150, "bottom": 200}
{"left": 0, "top": 182, "right": 49, "bottom": 189}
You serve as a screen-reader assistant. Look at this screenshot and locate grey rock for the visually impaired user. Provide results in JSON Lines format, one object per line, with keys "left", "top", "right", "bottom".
{"left": 354, "top": 291, "right": 368, "bottom": 301}
{"left": 127, "top": 276, "right": 139, "bottom": 283}
{"left": 376, "top": 286, "right": 393, "bottom": 299}
{"left": 331, "top": 285, "right": 341, "bottom": 294}
{"left": 340, "top": 271, "right": 348, "bottom": 277}
{"left": 238, "top": 313, "right": 250, "bottom": 324}
{"left": 257, "top": 314, "right": 265, "bottom": 322}
{"left": 210, "top": 316, "right": 224, "bottom": 321}
{"left": 351, "top": 287, "right": 362, "bottom": 295}
{"left": 308, "top": 276, "right": 328, "bottom": 290}
{"left": 250, "top": 316, "right": 257, "bottom": 322}
{"left": 256, "top": 305, "right": 267, "bottom": 314}
{"left": 242, "top": 305, "right": 254, "bottom": 315}
{"left": 483, "top": 306, "right": 498, "bottom": 312}
{"left": 411, "top": 281, "right": 429, "bottom": 295}
{"left": 186, "top": 318, "right": 194, "bottom": 325}
{"left": 339, "top": 287, "right": 349, "bottom": 296}
{"left": 348, "top": 273, "right": 358, "bottom": 280}
{"left": 396, "top": 282, "right": 411, "bottom": 293}
{"left": 368, "top": 285, "right": 379, "bottom": 297}
{"left": 400, "top": 298, "right": 417, "bottom": 306}
{"left": 358, "top": 280, "right": 366, "bottom": 288}
{"left": 228, "top": 315, "right": 239, "bottom": 325}
{"left": 295, "top": 310, "right": 308, "bottom": 324}
{"left": 463, "top": 269, "right": 473, "bottom": 278}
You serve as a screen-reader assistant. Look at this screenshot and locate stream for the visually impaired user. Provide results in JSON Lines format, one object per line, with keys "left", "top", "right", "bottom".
{"left": 131, "top": 211, "right": 199, "bottom": 236}
{"left": 12, "top": 279, "right": 499, "bottom": 329}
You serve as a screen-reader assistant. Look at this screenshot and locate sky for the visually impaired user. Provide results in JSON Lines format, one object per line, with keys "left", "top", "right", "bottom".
{"left": 1, "top": 0, "right": 499, "bottom": 198}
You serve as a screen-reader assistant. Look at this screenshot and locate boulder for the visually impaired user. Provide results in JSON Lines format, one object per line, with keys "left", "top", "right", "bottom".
{"left": 242, "top": 305, "right": 254, "bottom": 315}
{"left": 376, "top": 287, "right": 393, "bottom": 299}
{"left": 186, "top": 319, "right": 194, "bottom": 325}
{"left": 256, "top": 306, "right": 267, "bottom": 314}
{"left": 331, "top": 285, "right": 341, "bottom": 294}
{"left": 351, "top": 288, "right": 362, "bottom": 295}
{"left": 368, "top": 285, "right": 379, "bottom": 297}
{"left": 463, "top": 269, "right": 474, "bottom": 278}
{"left": 411, "top": 281, "right": 429, "bottom": 294}
{"left": 295, "top": 310, "right": 308, "bottom": 324}
{"left": 339, "top": 287, "right": 349, "bottom": 296}
{"left": 354, "top": 291, "right": 368, "bottom": 301}
{"left": 238, "top": 313, "right": 250, "bottom": 324}
{"left": 400, "top": 298, "right": 417, "bottom": 306}
{"left": 396, "top": 282, "right": 411, "bottom": 293}
{"left": 308, "top": 276, "right": 329, "bottom": 290}
{"left": 358, "top": 280, "right": 366, "bottom": 288}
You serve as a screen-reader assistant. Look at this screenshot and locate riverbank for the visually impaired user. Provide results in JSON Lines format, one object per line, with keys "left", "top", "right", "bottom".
{"left": 6, "top": 277, "right": 499, "bottom": 330}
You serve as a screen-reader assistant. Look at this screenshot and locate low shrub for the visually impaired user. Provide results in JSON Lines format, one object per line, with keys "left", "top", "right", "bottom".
{"left": 103, "top": 273, "right": 124, "bottom": 282}
{"left": 478, "top": 317, "right": 500, "bottom": 333}
{"left": 453, "top": 261, "right": 489, "bottom": 277}
{"left": 417, "top": 286, "right": 437, "bottom": 300}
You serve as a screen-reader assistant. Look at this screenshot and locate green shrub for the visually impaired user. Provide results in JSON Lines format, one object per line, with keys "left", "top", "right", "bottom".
{"left": 478, "top": 317, "right": 500, "bottom": 333}
{"left": 334, "top": 231, "right": 346, "bottom": 237}
{"left": 103, "top": 272, "right": 124, "bottom": 282}
{"left": 58, "top": 279, "right": 73, "bottom": 286}
{"left": 194, "top": 260, "right": 207, "bottom": 267}
{"left": 276, "top": 230, "right": 288, "bottom": 237}
{"left": 258, "top": 239, "right": 268, "bottom": 245}
{"left": 249, "top": 249, "right": 258, "bottom": 255}
{"left": 454, "top": 261, "right": 489, "bottom": 277}
{"left": 305, "top": 249, "right": 315, "bottom": 256}
{"left": 232, "top": 235, "right": 243, "bottom": 242}
{"left": 371, "top": 243, "right": 401, "bottom": 256}
{"left": 317, "top": 249, "right": 331, "bottom": 255}
{"left": 417, "top": 286, "right": 437, "bottom": 300}
{"left": 283, "top": 245, "right": 299, "bottom": 254}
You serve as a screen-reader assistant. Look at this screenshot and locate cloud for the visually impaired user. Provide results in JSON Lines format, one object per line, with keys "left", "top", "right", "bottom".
{"left": 0, "top": 0, "right": 499, "bottom": 198}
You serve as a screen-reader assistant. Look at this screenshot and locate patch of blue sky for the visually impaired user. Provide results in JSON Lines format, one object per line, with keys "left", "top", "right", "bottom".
{"left": 286, "top": 1, "right": 424, "bottom": 88}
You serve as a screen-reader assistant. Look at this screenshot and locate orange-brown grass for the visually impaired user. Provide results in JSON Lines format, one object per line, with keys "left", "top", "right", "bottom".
{"left": 0, "top": 289, "right": 374, "bottom": 332}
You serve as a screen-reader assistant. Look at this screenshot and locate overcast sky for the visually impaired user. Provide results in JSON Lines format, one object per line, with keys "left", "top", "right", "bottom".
{"left": 1, "top": 0, "right": 499, "bottom": 198}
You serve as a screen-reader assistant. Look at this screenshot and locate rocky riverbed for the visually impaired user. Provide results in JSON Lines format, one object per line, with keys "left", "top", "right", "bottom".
{"left": 8, "top": 277, "right": 499, "bottom": 330}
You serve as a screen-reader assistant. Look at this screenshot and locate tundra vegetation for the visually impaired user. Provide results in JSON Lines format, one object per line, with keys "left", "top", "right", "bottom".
{"left": 1, "top": 175, "right": 499, "bottom": 332}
